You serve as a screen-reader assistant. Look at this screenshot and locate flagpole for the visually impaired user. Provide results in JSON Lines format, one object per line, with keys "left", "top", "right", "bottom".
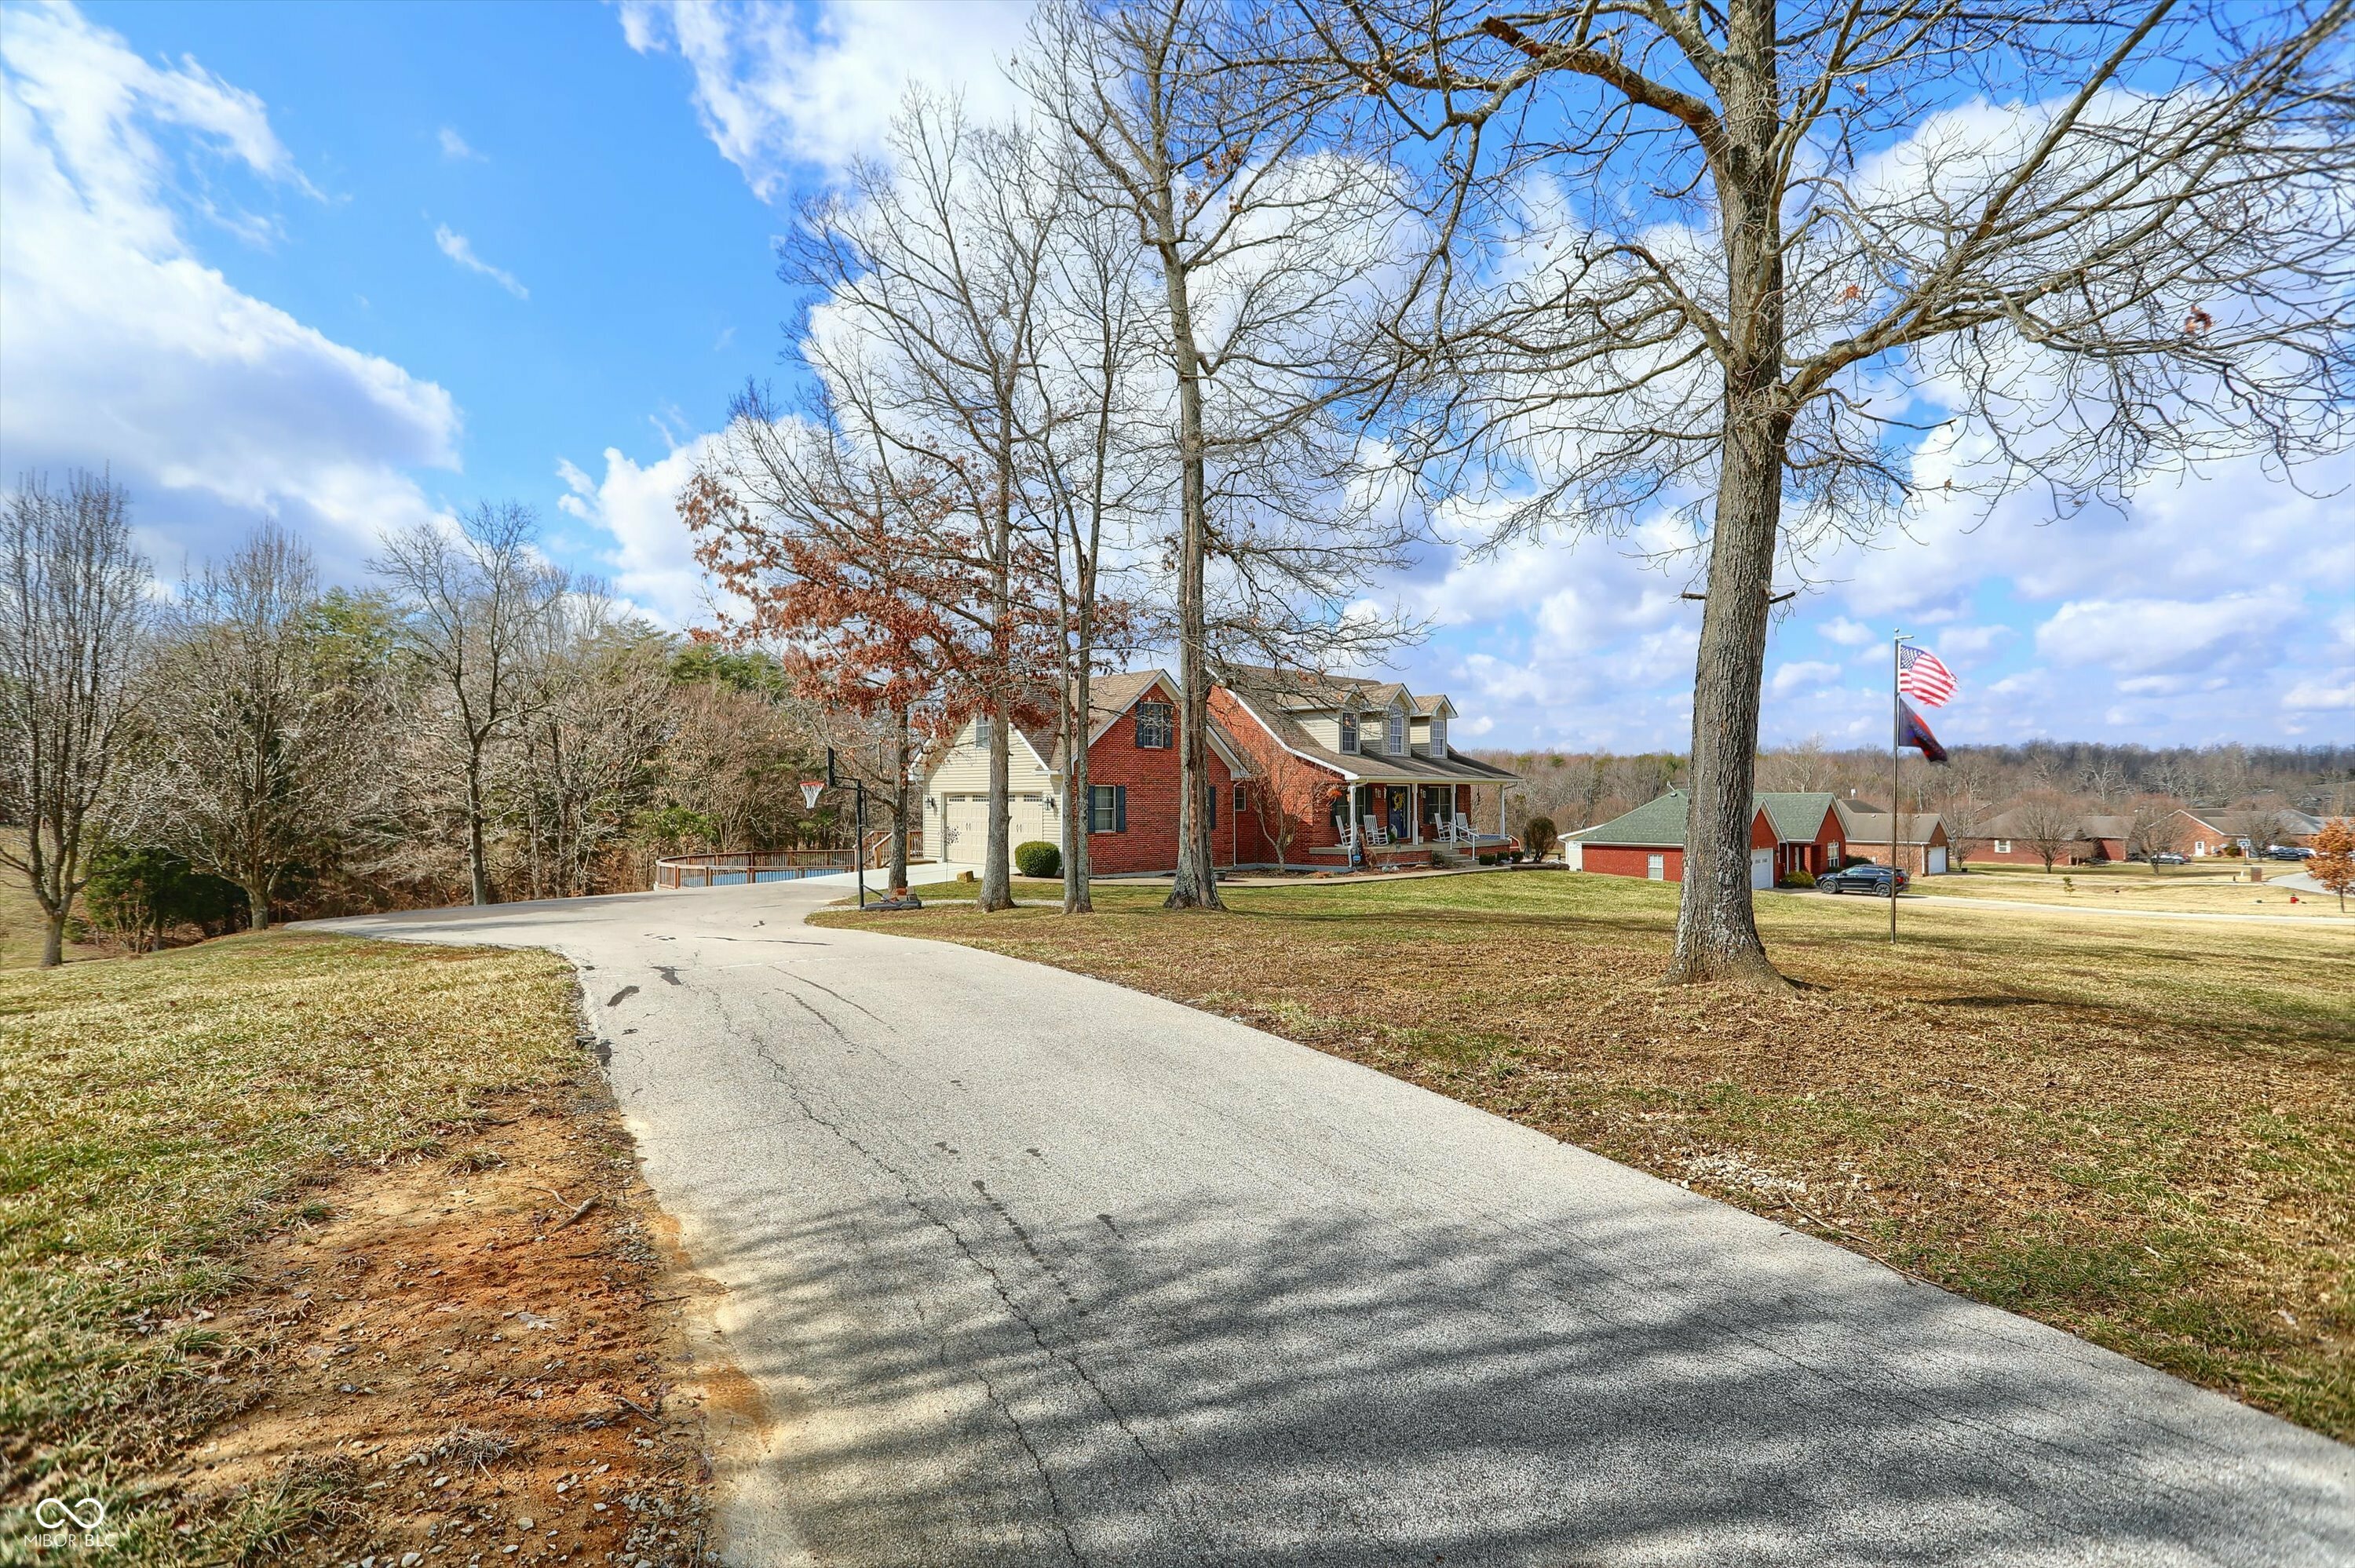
{"left": 1891, "top": 631, "right": 1903, "bottom": 945}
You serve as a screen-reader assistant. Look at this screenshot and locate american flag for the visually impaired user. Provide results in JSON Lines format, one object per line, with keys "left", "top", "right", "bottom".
{"left": 1897, "top": 643, "right": 1957, "bottom": 706}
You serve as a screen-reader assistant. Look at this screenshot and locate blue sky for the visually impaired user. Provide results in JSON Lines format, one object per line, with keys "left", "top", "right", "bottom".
{"left": 2, "top": 0, "right": 2349, "bottom": 752}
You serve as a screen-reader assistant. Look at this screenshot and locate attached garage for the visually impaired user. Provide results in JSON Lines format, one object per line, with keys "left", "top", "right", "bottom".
{"left": 941, "top": 792, "right": 1050, "bottom": 859}
{"left": 1750, "top": 848, "right": 1774, "bottom": 890}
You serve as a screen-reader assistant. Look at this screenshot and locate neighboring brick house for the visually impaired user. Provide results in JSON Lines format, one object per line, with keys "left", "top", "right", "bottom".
{"left": 919, "top": 671, "right": 1250, "bottom": 875}
{"left": 1211, "top": 665, "right": 1524, "bottom": 870}
{"left": 1972, "top": 807, "right": 2131, "bottom": 866}
{"left": 2170, "top": 809, "right": 2237, "bottom": 858}
{"left": 1831, "top": 804, "right": 1951, "bottom": 876}
{"left": 1566, "top": 791, "right": 1845, "bottom": 887}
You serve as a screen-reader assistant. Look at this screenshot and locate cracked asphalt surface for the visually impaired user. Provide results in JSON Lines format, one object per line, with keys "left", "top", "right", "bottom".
{"left": 315, "top": 881, "right": 2353, "bottom": 1567}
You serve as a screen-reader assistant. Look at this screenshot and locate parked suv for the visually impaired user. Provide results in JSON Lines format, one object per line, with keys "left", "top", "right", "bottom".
{"left": 1820, "top": 864, "right": 1909, "bottom": 895}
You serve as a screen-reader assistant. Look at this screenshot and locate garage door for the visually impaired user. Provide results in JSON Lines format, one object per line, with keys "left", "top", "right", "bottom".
{"left": 1750, "top": 848, "right": 1774, "bottom": 890}
{"left": 942, "top": 793, "right": 1050, "bottom": 860}
{"left": 943, "top": 794, "right": 988, "bottom": 861}
{"left": 1926, "top": 846, "right": 1948, "bottom": 876}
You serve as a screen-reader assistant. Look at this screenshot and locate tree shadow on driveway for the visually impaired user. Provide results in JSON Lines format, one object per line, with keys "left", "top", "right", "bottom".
{"left": 677, "top": 1180, "right": 2350, "bottom": 1568}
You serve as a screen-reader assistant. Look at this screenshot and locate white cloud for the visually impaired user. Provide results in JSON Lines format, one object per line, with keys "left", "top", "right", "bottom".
{"left": 2034, "top": 592, "right": 2292, "bottom": 676}
{"left": 0, "top": 1, "right": 458, "bottom": 574}
{"left": 618, "top": 0, "right": 1032, "bottom": 195}
{"left": 556, "top": 441, "right": 721, "bottom": 627}
{"left": 2284, "top": 680, "right": 2354, "bottom": 712}
{"left": 437, "top": 125, "right": 484, "bottom": 161}
{"left": 433, "top": 223, "right": 527, "bottom": 299}
{"left": 1770, "top": 660, "right": 1843, "bottom": 696}
{"left": 1818, "top": 617, "right": 1875, "bottom": 647}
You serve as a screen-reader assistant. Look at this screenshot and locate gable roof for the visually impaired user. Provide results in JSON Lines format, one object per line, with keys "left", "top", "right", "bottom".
{"left": 1834, "top": 808, "right": 1947, "bottom": 845}
{"left": 1216, "top": 681, "right": 1520, "bottom": 785}
{"left": 1575, "top": 790, "right": 1839, "bottom": 848}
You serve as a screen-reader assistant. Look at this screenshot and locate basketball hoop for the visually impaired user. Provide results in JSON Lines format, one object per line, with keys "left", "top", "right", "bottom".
{"left": 799, "top": 779, "right": 825, "bottom": 810}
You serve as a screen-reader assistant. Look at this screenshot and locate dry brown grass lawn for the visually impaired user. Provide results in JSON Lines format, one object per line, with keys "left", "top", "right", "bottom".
{"left": 821, "top": 871, "right": 2355, "bottom": 1439}
{"left": 1932, "top": 860, "right": 2349, "bottom": 918}
{"left": 0, "top": 931, "right": 714, "bottom": 1566}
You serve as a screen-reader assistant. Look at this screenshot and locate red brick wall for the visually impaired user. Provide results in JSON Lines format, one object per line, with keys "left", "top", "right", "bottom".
{"left": 1584, "top": 844, "right": 1682, "bottom": 881}
{"left": 1079, "top": 691, "right": 1237, "bottom": 873}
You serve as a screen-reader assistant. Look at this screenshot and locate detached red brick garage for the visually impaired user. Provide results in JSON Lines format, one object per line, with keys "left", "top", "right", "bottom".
{"left": 1570, "top": 791, "right": 1844, "bottom": 887}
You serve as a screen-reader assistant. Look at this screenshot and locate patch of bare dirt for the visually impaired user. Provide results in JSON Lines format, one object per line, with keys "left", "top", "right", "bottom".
{"left": 155, "top": 1086, "right": 735, "bottom": 1566}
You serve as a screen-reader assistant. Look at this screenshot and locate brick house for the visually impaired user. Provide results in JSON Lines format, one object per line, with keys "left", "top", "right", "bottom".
{"left": 1971, "top": 807, "right": 2131, "bottom": 865}
{"left": 2168, "top": 808, "right": 2237, "bottom": 858}
{"left": 918, "top": 667, "right": 1521, "bottom": 875}
{"left": 1210, "top": 666, "right": 1524, "bottom": 870}
{"left": 1831, "top": 804, "right": 1952, "bottom": 876}
{"left": 1567, "top": 791, "right": 1845, "bottom": 887}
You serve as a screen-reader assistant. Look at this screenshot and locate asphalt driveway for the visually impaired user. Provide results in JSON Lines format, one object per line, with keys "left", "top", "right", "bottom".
{"left": 315, "top": 880, "right": 2353, "bottom": 1567}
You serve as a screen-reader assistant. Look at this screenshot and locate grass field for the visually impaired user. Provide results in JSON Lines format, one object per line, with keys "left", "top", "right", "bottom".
{"left": 1929, "top": 859, "right": 2346, "bottom": 918}
{"left": 822, "top": 870, "right": 2355, "bottom": 1439}
{"left": 0, "top": 932, "right": 589, "bottom": 1562}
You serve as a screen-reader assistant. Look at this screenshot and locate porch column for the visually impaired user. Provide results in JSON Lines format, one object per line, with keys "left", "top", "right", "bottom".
{"left": 1411, "top": 784, "right": 1422, "bottom": 844}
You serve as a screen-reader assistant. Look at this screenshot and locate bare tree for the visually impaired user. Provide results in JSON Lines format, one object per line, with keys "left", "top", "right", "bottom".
{"left": 374, "top": 503, "right": 565, "bottom": 906}
{"left": 1020, "top": 155, "right": 1161, "bottom": 913}
{"left": 2011, "top": 790, "right": 2086, "bottom": 873}
{"left": 790, "top": 95, "right": 1064, "bottom": 913}
{"left": 0, "top": 471, "right": 151, "bottom": 965}
{"left": 1313, "top": 0, "right": 2355, "bottom": 984}
{"left": 141, "top": 525, "right": 382, "bottom": 929}
{"left": 2124, "top": 792, "right": 2190, "bottom": 870}
{"left": 2227, "top": 793, "right": 2292, "bottom": 856}
{"left": 506, "top": 600, "right": 674, "bottom": 899}
{"left": 1026, "top": 0, "right": 1416, "bottom": 910}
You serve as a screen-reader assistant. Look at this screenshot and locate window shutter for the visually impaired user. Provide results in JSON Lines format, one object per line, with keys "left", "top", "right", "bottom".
{"left": 1207, "top": 782, "right": 1216, "bottom": 826}
{"left": 1115, "top": 785, "right": 1127, "bottom": 833}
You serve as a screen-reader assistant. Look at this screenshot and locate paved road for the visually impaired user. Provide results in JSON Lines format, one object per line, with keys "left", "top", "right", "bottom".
{"left": 316, "top": 882, "right": 2353, "bottom": 1567}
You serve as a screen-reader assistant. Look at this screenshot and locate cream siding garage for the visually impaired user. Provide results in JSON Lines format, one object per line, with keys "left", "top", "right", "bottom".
{"left": 1750, "top": 848, "right": 1774, "bottom": 890}
{"left": 922, "top": 713, "right": 1061, "bottom": 863}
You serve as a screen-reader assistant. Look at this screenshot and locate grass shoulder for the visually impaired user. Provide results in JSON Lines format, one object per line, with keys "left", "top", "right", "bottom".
{"left": 816, "top": 871, "right": 2355, "bottom": 1439}
{"left": 0, "top": 932, "right": 713, "bottom": 1565}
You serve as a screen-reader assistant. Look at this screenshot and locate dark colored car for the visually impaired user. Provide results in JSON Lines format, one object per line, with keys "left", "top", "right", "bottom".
{"left": 2150, "top": 852, "right": 2188, "bottom": 866}
{"left": 1820, "top": 864, "right": 1909, "bottom": 895}
{"left": 2267, "top": 845, "right": 2313, "bottom": 860}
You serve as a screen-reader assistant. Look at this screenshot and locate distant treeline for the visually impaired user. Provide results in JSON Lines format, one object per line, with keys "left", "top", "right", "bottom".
{"left": 1480, "top": 741, "right": 2355, "bottom": 834}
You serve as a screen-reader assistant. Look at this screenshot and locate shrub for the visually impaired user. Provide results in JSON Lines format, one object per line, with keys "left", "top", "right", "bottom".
{"left": 1014, "top": 840, "right": 1061, "bottom": 879}
{"left": 1782, "top": 867, "right": 1816, "bottom": 888}
{"left": 1521, "top": 815, "right": 1558, "bottom": 859}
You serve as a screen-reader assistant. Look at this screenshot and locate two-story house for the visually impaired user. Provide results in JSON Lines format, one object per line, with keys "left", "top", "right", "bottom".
{"left": 917, "top": 666, "right": 1523, "bottom": 876}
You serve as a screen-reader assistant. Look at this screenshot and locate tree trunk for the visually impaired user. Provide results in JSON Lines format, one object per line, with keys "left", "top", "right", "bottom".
{"left": 1667, "top": 0, "right": 1784, "bottom": 989}
{"left": 246, "top": 877, "right": 272, "bottom": 932}
{"left": 1160, "top": 247, "right": 1222, "bottom": 911}
{"left": 980, "top": 697, "right": 1013, "bottom": 910}
{"left": 41, "top": 907, "right": 63, "bottom": 968}
{"left": 1064, "top": 661, "right": 1094, "bottom": 913}
{"left": 890, "top": 707, "right": 911, "bottom": 893}
{"left": 466, "top": 747, "right": 493, "bottom": 906}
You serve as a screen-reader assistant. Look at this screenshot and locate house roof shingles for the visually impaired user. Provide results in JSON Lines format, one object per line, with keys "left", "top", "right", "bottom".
{"left": 1576, "top": 790, "right": 1840, "bottom": 848}
{"left": 1217, "top": 665, "right": 1521, "bottom": 785}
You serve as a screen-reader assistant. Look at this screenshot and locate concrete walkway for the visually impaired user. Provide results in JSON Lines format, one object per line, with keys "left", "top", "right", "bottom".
{"left": 311, "top": 882, "right": 2352, "bottom": 1566}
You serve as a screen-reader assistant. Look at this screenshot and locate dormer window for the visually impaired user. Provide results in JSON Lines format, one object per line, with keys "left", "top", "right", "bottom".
{"left": 1429, "top": 715, "right": 1447, "bottom": 755}
{"left": 1338, "top": 710, "right": 1359, "bottom": 753}
{"left": 1386, "top": 708, "right": 1405, "bottom": 757}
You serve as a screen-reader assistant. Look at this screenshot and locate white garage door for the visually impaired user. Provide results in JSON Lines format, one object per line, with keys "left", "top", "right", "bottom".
{"left": 1926, "top": 846, "right": 1948, "bottom": 876}
{"left": 942, "top": 793, "right": 1049, "bottom": 860}
{"left": 943, "top": 794, "right": 988, "bottom": 862}
{"left": 1750, "top": 848, "right": 1774, "bottom": 890}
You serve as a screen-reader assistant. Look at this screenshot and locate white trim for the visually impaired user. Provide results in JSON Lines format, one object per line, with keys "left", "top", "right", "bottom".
{"left": 1223, "top": 687, "right": 1362, "bottom": 781}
